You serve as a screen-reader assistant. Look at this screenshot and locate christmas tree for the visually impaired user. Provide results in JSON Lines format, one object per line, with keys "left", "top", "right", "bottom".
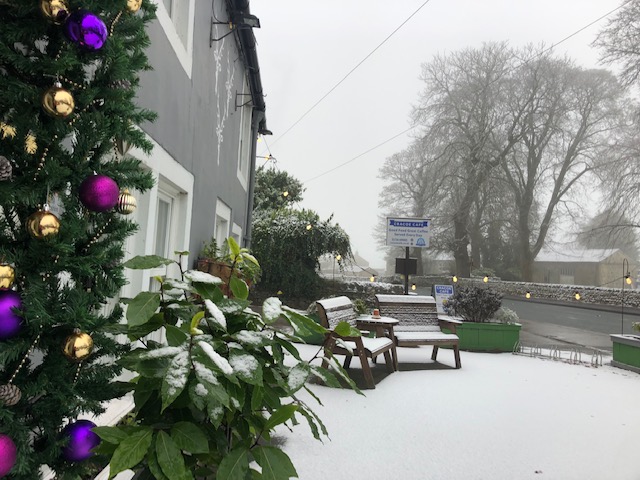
{"left": 0, "top": 1, "right": 155, "bottom": 477}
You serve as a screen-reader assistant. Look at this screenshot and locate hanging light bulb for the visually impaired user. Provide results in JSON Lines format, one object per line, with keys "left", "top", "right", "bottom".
{"left": 483, "top": 275, "right": 489, "bottom": 283}
{"left": 574, "top": 291, "right": 581, "bottom": 301}
{"left": 306, "top": 224, "right": 312, "bottom": 231}
{"left": 282, "top": 191, "right": 289, "bottom": 197}
{"left": 370, "top": 275, "right": 376, "bottom": 282}
{"left": 625, "top": 275, "right": 632, "bottom": 285}
{"left": 335, "top": 254, "right": 341, "bottom": 261}
{"left": 452, "top": 275, "right": 458, "bottom": 283}
{"left": 525, "top": 291, "right": 531, "bottom": 299}
{"left": 411, "top": 283, "right": 417, "bottom": 291}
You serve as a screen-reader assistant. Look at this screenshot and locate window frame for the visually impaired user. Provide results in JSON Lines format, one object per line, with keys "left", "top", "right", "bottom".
{"left": 153, "top": 0, "right": 195, "bottom": 77}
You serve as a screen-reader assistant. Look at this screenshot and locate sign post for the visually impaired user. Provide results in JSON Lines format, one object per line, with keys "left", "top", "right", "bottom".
{"left": 386, "top": 217, "right": 431, "bottom": 295}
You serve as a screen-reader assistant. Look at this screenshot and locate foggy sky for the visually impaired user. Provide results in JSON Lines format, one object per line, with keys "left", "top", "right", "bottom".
{"left": 252, "top": 0, "right": 622, "bottom": 267}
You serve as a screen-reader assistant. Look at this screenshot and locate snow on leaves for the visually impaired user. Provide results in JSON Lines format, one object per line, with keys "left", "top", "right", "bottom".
{"left": 161, "top": 350, "right": 190, "bottom": 412}
{"left": 197, "top": 340, "right": 233, "bottom": 375}
{"left": 183, "top": 269, "right": 223, "bottom": 284}
{"left": 205, "top": 299, "right": 227, "bottom": 329}
{"left": 262, "top": 296, "right": 283, "bottom": 323}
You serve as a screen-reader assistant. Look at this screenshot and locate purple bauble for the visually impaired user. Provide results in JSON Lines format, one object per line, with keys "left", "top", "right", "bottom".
{"left": 61, "top": 420, "right": 100, "bottom": 462}
{"left": 64, "top": 10, "right": 108, "bottom": 51}
{"left": 79, "top": 174, "right": 119, "bottom": 212}
{"left": 0, "top": 290, "right": 23, "bottom": 340}
{"left": 0, "top": 434, "right": 17, "bottom": 477}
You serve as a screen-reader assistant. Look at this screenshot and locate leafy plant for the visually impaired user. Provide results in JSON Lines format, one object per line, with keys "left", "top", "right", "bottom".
{"left": 445, "top": 285, "right": 503, "bottom": 323}
{"left": 220, "top": 237, "right": 261, "bottom": 285}
{"left": 352, "top": 298, "right": 369, "bottom": 315}
{"left": 199, "top": 237, "right": 261, "bottom": 287}
{"left": 96, "top": 253, "right": 361, "bottom": 479}
{"left": 251, "top": 209, "right": 351, "bottom": 297}
{"left": 200, "top": 237, "right": 221, "bottom": 261}
{"left": 494, "top": 306, "right": 519, "bottom": 324}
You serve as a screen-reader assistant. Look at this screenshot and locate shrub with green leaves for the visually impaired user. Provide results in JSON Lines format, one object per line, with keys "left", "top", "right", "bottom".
{"left": 494, "top": 306, "right": 519, "bottom": 324}
{"left": 95, "top": 251, "right": 360, "bottom": 479}
{"left": 445, "top": 285, "right": 503, "bottom": 323}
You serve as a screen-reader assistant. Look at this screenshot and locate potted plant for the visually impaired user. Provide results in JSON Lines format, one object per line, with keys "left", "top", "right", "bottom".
{"left": 443, "top": 285, "right": 521, "bottom": 352}
{"left": 610, "top": 322, "right": 640, "bottom": 373}
{"left": 197, "top": 237, "right": 261, "bottom": 295}
{"left": 94, "top": 251, "right": 361, "bottom": 479}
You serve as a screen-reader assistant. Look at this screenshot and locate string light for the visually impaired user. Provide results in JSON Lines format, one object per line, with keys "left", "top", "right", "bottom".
{"left": 452, "top": 275, "right": 458, "bottom": 283}
{"left": 335, "top": 254, "right": 341, "bottom": 261}
{"left": 411, "top": 283, "right": 417, "bottom": 291}
{"left": 305, "top": 224, "right": 312, "bottom": 231}
{"left": 370, "top": 275, "right": 376, "bottom": 282}
{"left": 525, "top": 291, "right": 531, "bottom": 299}
{"left": 282, "top": 191, "right": 289, "bottom": 197}
{"left": 483, "top": 275, "right": 489, "bottom": 283}
{"left": 574, "top": 291, "right": 581, "bottom": 301}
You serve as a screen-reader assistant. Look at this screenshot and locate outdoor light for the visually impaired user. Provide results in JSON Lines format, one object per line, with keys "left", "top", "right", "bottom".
{"left": 335, "top": 254, "right": 341, "bottom": 261}
{"left": 411, "top": 283, "right": 417, "bottom": 291}
{"left": 525, "top": 291, "right": 531, "bottom": 299}
{"left": 370, "top": 275, "right": 376, "bottom": 282}
{"left": 232, "top": 12, "right": 261, "bottom": 28}
{"left": 452, "top": 275, "right": 458, "bottom": 283}
{"left": 483, "top": 275, "right": 489, "bottom": 283}
{"left": 210, "top": 12, "right": 261, "bottom": 45}
{"left": 574, "top": 291, "right": 581, "bottom": 301}
{"left": 622, "top": 258, "right": 631, "bottom": 334}
{"left": 306, "top": 224, "right": 312, "bottom": 231}
{"left": 282, "top": 191, "right": 289, "bottom": 197}
{"left": 277, "top": 290, "right": 283, "bottom": 295}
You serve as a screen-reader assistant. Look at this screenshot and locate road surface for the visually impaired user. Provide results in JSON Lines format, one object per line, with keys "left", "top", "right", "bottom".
{"left": 503, "top": 297, "right": 640, "bottom": 352}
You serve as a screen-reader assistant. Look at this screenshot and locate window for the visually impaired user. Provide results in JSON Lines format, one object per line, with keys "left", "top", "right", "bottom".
{"left": 231, "top": 223, "right": 242, "bottom": 245}
{"left": 154, "top": 0, "right": 195, "bottom": 76}
{"left": 154, "top": 192, "right": 172, "bottom": 258}
{"left": 149, "top": 183, "right": 183, "bottom": 291}
{"left": 120, "top": 134, "right": 194, "bottom": 300}
{"left": 215, "top": 199, "right": 231, "bottom": 247}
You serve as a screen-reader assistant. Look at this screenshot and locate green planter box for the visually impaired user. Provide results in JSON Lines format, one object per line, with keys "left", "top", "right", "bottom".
{"left": 610, "top": 334, "right": 640, "bottom": 373}
{"left": 444, "top": 322, "right": 521, "bottom": 352}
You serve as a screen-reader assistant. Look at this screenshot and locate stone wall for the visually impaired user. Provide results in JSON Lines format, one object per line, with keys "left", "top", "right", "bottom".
{"left": 404, "top": 275, "right": 640, "bottom": 308}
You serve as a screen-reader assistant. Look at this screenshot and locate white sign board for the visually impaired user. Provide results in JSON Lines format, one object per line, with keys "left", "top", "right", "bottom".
{"left": 433, "top": 284, "right": 454, "bottom": 314}
{"left": 386, "top": 217, "right": 431, "bottom": 248}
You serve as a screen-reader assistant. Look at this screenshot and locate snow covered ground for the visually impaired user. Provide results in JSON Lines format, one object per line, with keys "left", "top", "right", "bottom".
{"left": 278, "top": 344, "right": 640, "bottom": 480}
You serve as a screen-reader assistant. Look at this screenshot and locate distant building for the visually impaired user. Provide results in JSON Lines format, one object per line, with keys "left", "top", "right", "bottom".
{"left": 533, "top": 248, "right": 635, "bottom": 287}
{"left": 319, "top": 252, "right": 379, "bottom": 279}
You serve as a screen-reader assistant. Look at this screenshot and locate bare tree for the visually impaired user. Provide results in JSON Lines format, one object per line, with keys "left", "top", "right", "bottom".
{"left": 376, "top": 137, "right": 451, "bottom": 274}
{"left": 593, "top": 0, "right": 640, "bottom": 88}
{"left": 576, "top": 209, "right": 640, "bottom": 260}
{"left": 411, "top": 42, "right": 530, "bottom": 277}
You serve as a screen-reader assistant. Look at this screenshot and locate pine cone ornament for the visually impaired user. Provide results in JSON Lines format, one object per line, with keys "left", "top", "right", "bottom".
{"left": 0, "top": 384, "right": 22, "bottom": 406}
{"left": 0, "top": 155, "right": 12, "bottom": 181}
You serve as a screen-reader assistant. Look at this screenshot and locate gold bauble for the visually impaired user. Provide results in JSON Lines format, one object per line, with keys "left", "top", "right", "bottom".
{"left": 116, "top": 189, "right": 137, "bottom": 215}
{"left": 42, "top": 83, "right": 75, "bottom": 118}
{"left": 27, "top": 210, "right": 60, "bottom": 239}
{"left": 40, "top": 0, "right": 70, "bottom": 24}
{"left": 126, "top": 0, "right": 142, "bottom": 13}
{"left": 62, "top": 331, "right": 94, "bottom": 362}
{"left": 0, "top": 264, "right": 15, "bottom": 289}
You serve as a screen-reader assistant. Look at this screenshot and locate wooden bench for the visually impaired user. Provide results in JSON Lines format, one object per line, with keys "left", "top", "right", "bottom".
{"left": 316, "top": 296, "right": 396, "bottom": 389}
{"left": 375, "top": 294, "right": 462, "bottom": 369}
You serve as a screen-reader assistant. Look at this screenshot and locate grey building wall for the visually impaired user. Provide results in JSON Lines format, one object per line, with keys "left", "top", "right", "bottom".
{"left": 136, "top": 1, "right": 257, "bottom": 260}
